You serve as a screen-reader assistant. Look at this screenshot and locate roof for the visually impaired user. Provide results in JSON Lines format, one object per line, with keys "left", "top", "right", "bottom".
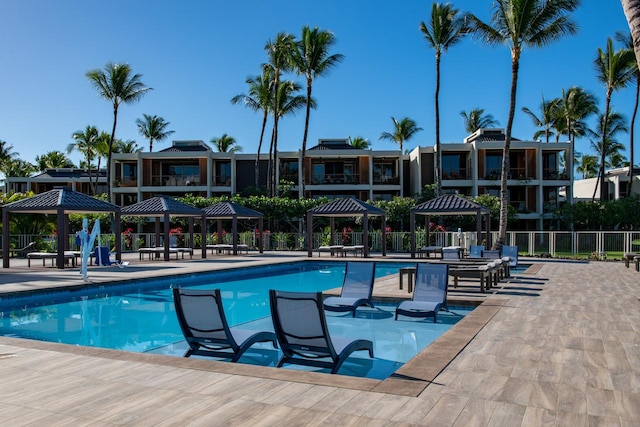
{"left": 308, "top": 139, "right": 356, "bottom": 151}
{"left": 412, "top": 194, "right": 489, "bottom": 215}
{"left": 121, "top": 196, "right": 203, "bottom": 217}
{"left": 159, "top": 140, "right": 211, "bottom": 153}
{"left": 464, "top": 128, "right": 521, "bottom": 143}
{"left": 32, "top": 168, "right": 107, "bottom": 179}
{"left": 307, "top": 198, "right": 385, "bottom": 217}
{"left": 202, "top": 202, "right": 263, "bottom": 219}
{"left": 2, "top": 188, "right": 120, "bottom": 214}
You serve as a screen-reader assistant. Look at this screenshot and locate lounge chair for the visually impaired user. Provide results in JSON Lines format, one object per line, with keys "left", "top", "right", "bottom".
{"left": 269, "top": 289, "right": 374, "bottom": 374}
{"left": 468, "top": 245, "right": 484, "bottom": 258}
{"left": 172, "top": 288, "right": 277, "bottom": 362}
{"left": 396, "top": 263, "right": 449, "bottom": 322}
{"left": 323, "top": 261, "right": 375, "bottom": 317}
{"left": 442, "top": 247, "right": 461, "bottom": 260}
{"left": 92, "top": 246, "right": 128, "bottom": 268}
{"left": 10, "top": 241, "right": 36, "bottom": 258}
{"left": 482, "top": 249, "right": 501, "bottom": 259}
{"left": 501, "top": 245, "right": 518, "bottom": 267}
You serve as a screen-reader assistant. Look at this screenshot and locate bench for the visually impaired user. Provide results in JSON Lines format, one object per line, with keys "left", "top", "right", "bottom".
{"left": 340, "top": 245, "right": 365, "bottom": 257}
{"left": 418, "top": 246, "right": 442, "bottom": 258}
{"left": 624, "top": 253, "right": 640, "bottom": 268}
{"left": 206, "top": 244, "right": 249, "bottom": 255}
{"left": 27, "top": 251, "right": 79, "bottom": 268}
{"left": 317, "top": 245, "right": 343, "bottom": 257}
{"left": 138, "top": 248, "right": 180, "bottom": 260}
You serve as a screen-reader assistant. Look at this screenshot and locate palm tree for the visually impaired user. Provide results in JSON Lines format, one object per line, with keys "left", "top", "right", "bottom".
{"left": 421, "top": 2, "right": 469, "bottom": 196}
{"left": 459, "top": 108, "right": 500, "bottom": 134}
{"left": 135, "top": 114, "right": 174, "bottom": 152}
{"left": 0, "top": 140, "right": 17, "bottom": 165}
{"left": 466, "top": 0, "right": 579, "bottom": 249}
{"left": 348, "top": 136, "right": 370, "bottom": 149}
{"left": 1, "top": 159, "right": 36, "bottom": 178}
{"left": 68, "top": 125, "right": 99, "bottom": 195}
{"left": 94, "top": 131, "right": 112, "bottom": 194}
{"left": 593, "top": 37, "right": 636, "bottom": 201}
{"left": 588, "top": 111, "right": 629, "bottom": 196}
{"left": 231, "top": 68, "right": 274, "bottom": 187}
{"left": 521, "top": 95, "right": 561, "bottom": 142}
{"left": 379, "top": 117, "right": 423, "bottom": 154}
{"left": 113, "top": 139, "right": 141, "bottom": 153}
{"left": 616, "top": 31, "right": 640, "bottom": 195}
{"left": 86, "top": 62, "right": 151, "bottom": 199}
{"left": 210, "top": 134, "right": 243, "bottom": 153}
{"left": 34, "top": 151, "right": 75, "bottom": 171}
{"left": 290, "top": 26, "right": 344, "bottom": 196}
{"left": 264, "top": 33, "right": 295, "bottom": 196}
{"left": 576, "top": 153, "right": 599, "bottom": 179}
{"left": 621, "top": 1, "right": 640, "bottom": 67}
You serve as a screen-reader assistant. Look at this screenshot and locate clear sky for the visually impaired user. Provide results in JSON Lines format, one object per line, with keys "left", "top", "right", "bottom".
{"left": 0, "top": 0, "right": 635, "bottom": 168}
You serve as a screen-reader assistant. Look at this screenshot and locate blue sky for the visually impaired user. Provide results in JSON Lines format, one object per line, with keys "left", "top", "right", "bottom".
{"left": 0, "top": 1, "right": 635, "bottom": 167}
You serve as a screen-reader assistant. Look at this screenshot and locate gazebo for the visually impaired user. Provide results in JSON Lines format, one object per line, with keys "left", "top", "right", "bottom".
{"left": 121, "top": 196, "right": 206, "bottom": 261}
{"left": 306, "top": 198, "right": 386, "bottom": 258}
{"left": 2, "top": 188, "right": 121, "bottom": 269}
{"left": 410, "top": 194, "right": 490, "bottom": 258}
{"left": 202, "top": 201, "right": 264, "bottom": 255}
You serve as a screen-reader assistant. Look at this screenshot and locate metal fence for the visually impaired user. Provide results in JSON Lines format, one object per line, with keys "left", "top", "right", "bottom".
{"left": 9, "top": 231, "right": 640, "bottom": 259}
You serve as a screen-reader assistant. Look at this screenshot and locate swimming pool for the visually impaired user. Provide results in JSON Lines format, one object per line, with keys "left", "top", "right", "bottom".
{"left": 0, "top": 261, "right": 472, "bottom": 379}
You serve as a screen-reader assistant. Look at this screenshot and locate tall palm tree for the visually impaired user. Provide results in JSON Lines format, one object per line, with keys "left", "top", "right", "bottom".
{"left": 0, "top": 140, "right": 17, "bottom": 165}
{"left": 94, "top": 131, "right": 112, "bottom": 194}
{"left": 113, "top": 139, "right": 141, "bottom": 153}
{"left": 68, "top": 125, "right": 99, "bottom": 195}
{"left": 1, "top": 159, "right": 36, "bottom": 178}
{"left": 348, "top": 136, "right": 370, "bottom": 149}
{"left": 264, "top": 33, "right": 295, "bottom": 196}
{"left": 421, "top": 2, "right": 469, "bottom": 196}
{"left": 378, "top": 117, "right": 423, "bottom": 154}
{"left": 616, "top": 31, "right": 640, "bottom": 194}
{"left": 588, "top": 110, "right": 629, "bottom": 200}
{"left": 466, "top": 0, "right": 579, "bottom": 249}
{"left": 86, "top": 62, "right": 151, "bottom": 199}
{"left": 210, "top": 134, "right": 243, "bottom": 153}
{"left": 34, "top": 151, "right": 75, "bottom": 171}
{"left": 290, "top": 26, "right": 344, "bottom": 196}
{"left": 576, "top": 153, "right": 599, "bottom": 178}
{"left": 593, "top": 37, "right": 635, "bottom": 201}
{"left": 135, "top": 114, "right": 174, "bottom": 152}
{"left": 521, "top": 95, "right": 561, "bottom": 142}
{"left": 459, "top": 108, "right": 500, "bottom": 133}
{"left": 231, "top": 68, "right": 274, "bottom": 187}
{"left": 621, "top": 1, "right": 640, "bottom": 66}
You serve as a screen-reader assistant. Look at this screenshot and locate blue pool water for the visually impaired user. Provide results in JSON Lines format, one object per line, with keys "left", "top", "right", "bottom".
{"left": 0, "top": 261, "right": 473, "bottom": 379}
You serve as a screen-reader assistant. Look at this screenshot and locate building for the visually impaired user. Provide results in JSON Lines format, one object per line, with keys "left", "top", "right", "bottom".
{"left": 4, "top": 168, "right": 107, "bottom": 195}
{"left": 573, "top": 166, "right": 640, "bottom": 202}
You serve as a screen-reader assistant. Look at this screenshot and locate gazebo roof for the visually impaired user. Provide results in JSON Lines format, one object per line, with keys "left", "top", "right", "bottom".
{"left": 307, "top": 198, "right": 385, "bottom": 217}
{"left": 202, "top": 202, "right": 263, "bottom": 219}
{"left": 121, "top": 196, "right": 203, "bottom": 217}
{"left": 412, "top": 194, "right": 489, "bottom": 215}
{"left": 2, "top": 188, "right": 120, "bottom": 214}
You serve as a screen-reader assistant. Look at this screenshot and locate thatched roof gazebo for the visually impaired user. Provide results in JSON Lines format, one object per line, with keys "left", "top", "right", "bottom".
{"left": 202, "top": 201, "right": 264, "bottom": 255}
{"left": 306, "top": 198, "right": 386, "bottom": 258}
{"left": 121, "top": 196, "right": 206, "bottom": 261}
{"left": 2, "top": 188, "right": 121, "bottom": 269}
{"left": 410, "top": 194, "right": 490, "bottom": 258}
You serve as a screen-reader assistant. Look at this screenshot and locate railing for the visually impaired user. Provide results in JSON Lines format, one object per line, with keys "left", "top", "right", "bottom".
{"left": 8, "top": 231, "right": 639, "bottom": 259}
{"left": 442, "top": 169, "right": 468, "bottom": 180}
{"left": 310, "top": 174, "right": 360, "bottom": 185}
{"left": 149, "top": 175, "right": 201, "bottom": 186}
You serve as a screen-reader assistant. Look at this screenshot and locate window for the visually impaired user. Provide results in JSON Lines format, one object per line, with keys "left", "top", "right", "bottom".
{"left": 280, "top": 161, "right": 298, "bottom": 183}
{"left": 485, "top": 152, "right": 502, "bottom": 179}
{"left": 442, "top": 154, "right": 466, "bottom": 179}
{"left": 215, "top": 162, "right": 231, "bottom": 185}
{"left": 373, "top": 161, "right": 396, "bottom": 184}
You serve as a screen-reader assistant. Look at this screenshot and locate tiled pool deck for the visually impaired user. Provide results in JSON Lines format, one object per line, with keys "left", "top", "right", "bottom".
{"left": 1, "top": 252, "right": 639, "bottom": 425}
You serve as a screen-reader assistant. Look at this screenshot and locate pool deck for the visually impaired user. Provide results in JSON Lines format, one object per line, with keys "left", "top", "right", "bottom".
{"left": 1, "top": 252, "right": 639, "bottom": 425}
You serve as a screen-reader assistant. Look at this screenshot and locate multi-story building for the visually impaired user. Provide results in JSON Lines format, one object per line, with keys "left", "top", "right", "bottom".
{"left": 4, "top": 130, "right": 571, "bottom": 230}
{"left": 573, "top": 166, "right": 640, "bottom": 202}
{"left": 410, "top": 128, "right": 571, "bottom": 230}
{"left": 4, "top": 168, "right": 107, "bottom": 195}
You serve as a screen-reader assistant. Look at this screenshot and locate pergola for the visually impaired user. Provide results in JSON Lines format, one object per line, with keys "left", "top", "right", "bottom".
{"left": 121, "top": 196, "right": 206, "bottom": 261}
{"left": 306, "top": 198, "right": 386, "bottom": 258}
{"left": 2, "top": 188, "right": 121, "bottom": 269}
{"left": 410, "top": 194, "right": 491, "bottom": 258}
{"left": 202, "top": 201, "right": 264, "bottom": 255}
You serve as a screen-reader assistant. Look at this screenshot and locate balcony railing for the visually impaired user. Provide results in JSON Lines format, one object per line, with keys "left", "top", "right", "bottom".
{"left": 310, "top": 174, "right": 360, "bottom": 185}
{"left": 543, "top": 169, "right": 568, "bottom": 180}
{"left": 372, "top": 175, "right": 399, "bottom": 185}
{"left": 442, "top": 169, "right": 468, "bottom": 180}
{"left": 150, "top": 175, "right": 201, "bottom": 186}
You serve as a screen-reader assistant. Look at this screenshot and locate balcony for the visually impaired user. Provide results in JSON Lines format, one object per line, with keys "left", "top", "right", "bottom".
{"left": 442, "top": 169, "right": 468, "bottom": 180}
{"left": 310, "top": 173, "right": 360, "bottom": 185}
{"left": 373, "top": 175, "right": 399, "bottom": 185}
{"left": 150, "top": 175, "right": 202, "bottom": 186}
{"left": 543, "top": 169, "right": 568, "bottom": 180}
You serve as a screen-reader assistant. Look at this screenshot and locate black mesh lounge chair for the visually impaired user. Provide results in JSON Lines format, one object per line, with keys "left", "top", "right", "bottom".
{"left": 269, "top": 290, "right": 374, "bottom": 374}
{"left": 323, "top": 261, "right": 375, "bottom": 317}
{"left": 11, "top": 241, "right": 36, "bottom": 258}
{"left": 396, "top": 263, "right": 449, "bottom": 322}
{"left": 172, "top": 288, "right": 277, "bottom": 362}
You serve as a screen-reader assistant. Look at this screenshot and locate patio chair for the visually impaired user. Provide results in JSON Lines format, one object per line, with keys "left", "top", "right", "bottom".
{"left": 92, "top": 246, "right": 128, "bottom": 268}
{"left": 172, "top": 288, "right": 278, "bottom": 362}
{"left": 323, "top": 261, "right": 375, "bottom": 317}
{"left": 10, "top": 241, "right": 36, "bottom": 258}
{"left": 468, "top": 245, "right": 484, "bottom": 258}
{"left": 501, "top": 245, "right": 519, "bottom": 267}
{"left": 482, "top": 249, "right": 501, "bottom": 259}
{"left": 441, "top": 247, "right": 461, "bottom": 260}
{"left": 269, "top": 289, "right": 374, "bottom": 374}
{"left": 396, "top": 263, "right": 449, "bottom": 322}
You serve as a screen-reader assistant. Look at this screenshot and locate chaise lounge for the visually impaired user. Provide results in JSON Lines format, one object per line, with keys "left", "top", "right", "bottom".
{"left": 323, "top": 261, "right": 376, "bottom": 317}
{"left": 396, "top": 263, "right": 449, "bottom": 322}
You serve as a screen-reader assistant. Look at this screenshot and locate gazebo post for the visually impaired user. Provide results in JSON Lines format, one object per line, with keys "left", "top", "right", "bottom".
{"left": 329, "top": 217, "right": 335, "bottom": 245}
{"left": 232, "top": 216, "right": 238, "bottom": 255}
{"left": 63, "top": 215, "right": 70, "bottom": 250}
{"left": 201, "top": 216, "right": 207, "bottom": 259}
{"left": 381, "top": 215, "right": 387, "bottom": 257}
{"left": 56, "top": 209, "right": 65, "bottom": 269}
{"left": 154, "top": 218, "right": 161, "bottom": 247}
{"left": 217, "top": 220, "right": 223, "bottom": 244}
{"left": 410, "top": 211, "right": 416, "bottom": 259}
{"left": 258, "top": 217, "right": 264, "bottom": 254}
{"left": 2, "top": 210, "right": 9, "bottom": 268}
{"left": 363, "top": 213, "right": 369, "bottom": 258}
{"left": 306, "top": 212, "right": 313, "bottom": 257}
{"left": 163, "top": 213, "right": 170, "bottom": 261}
{"left": 188, "top": 217, "right": 194, "bottom": 249}
{"left": 476, "top": 210, "right": 483, "bottom": 248}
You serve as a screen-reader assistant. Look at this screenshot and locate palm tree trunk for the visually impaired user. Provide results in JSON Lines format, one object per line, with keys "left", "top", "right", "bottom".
{"left": 271, "top": 75, "right": 280, "bottom": 197}
{"left": 434, "top": 52, "right": 442, "bottom": 196}
{"left": 300, "top": 77, "right": 312, "bottom": 197}
{"left": 255, "top": 112, "right": 268, "bottom": 188}
{"left": 107, "top": 106, "right": 118, "bottom": 202}
{"left": 496, "top": 53, "right": 520, "bottom": 250}
{"left": 267, "top": 127, "right": 275, "bottom": 196}
{"left": 600, "top": 92, "right": 612, "bottom": 202}
{"left": 621, "top": 0, "right": 640, "bottom": 67}
{"left": 629, "top": 80, "right": 639, "bottom": 195}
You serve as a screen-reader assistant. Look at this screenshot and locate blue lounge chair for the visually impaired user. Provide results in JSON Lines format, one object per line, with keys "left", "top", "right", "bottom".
{"left": 323, "top": 261, "right": 375, "bottom": 317}
{"left": 502, "top": 245, "right": 519, "bottom": 267}
{"left": 442, "top": 247, "right": 461, "bottom": 260}
{"left": 172, "top": 288, "right": 277, "bottom": 362}
{"left": 92, "top": 246, "right": 128, "bottom": 267}
{"left": 482, "top": 249, "right": 501, "bottom": 259}
{"left": 395, "top": 263, "right": 449, "bottom": 322}
{"left": 468, "top": 245, "right": 484, "bottom": 258}
{"left": 269, "top": 289, "right": 374, "bottom": 374}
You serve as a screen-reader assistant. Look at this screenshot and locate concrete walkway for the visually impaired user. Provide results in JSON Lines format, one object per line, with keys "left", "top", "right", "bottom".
{"left": 1, "top": 253, "right": 639, "bottom": 425}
